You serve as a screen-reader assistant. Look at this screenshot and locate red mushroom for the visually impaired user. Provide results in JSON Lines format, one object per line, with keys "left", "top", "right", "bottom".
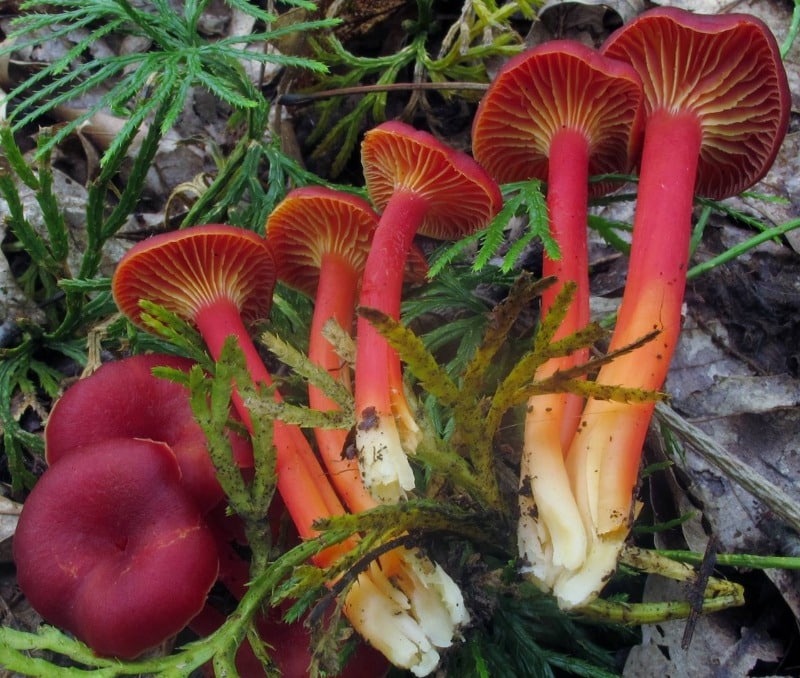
{"left": 555, "top": 7, "right": 790, "bottom": 607}
{"left": 357, "top": 121, "right": 502, "bottom": 503}
{"left": 13, "top": 438, "right": 219, "bottom": 658}
{"left": 110, "top": 225, "right": 472, "bottom": 674}
{"left": 112, "top": 224, "right": 349, "bottom": 549}
{"left": 471, "top": 40, "right": 644, "bottom": 588}
{"left": 44, "top": 353, "right": 253, "bottom": 513}
{"left": 266, "top": 186, "right": 379, "bottom": 513}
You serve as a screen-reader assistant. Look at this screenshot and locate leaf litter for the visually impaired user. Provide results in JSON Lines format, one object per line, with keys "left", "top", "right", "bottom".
{"left": 0, "top": 0, "right": 799, "bottom": 676}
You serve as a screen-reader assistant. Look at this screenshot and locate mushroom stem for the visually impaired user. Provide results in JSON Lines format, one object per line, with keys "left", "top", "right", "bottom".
{"left": 540, "top": 128, "right": 592, "bottom": 362}
{"left": 307, "top": 253, "right": 471, "bottom": 675}
{"left": 265, "top": 186, "right": 382, "bottom": 515}
{"left": 308, "top": 254, "right": 377, "bottom": 514}
{"left": 344, "top": 546, "right": 470, "bottom": 677}
{"left": 354, "top": 191, "right": 429, "bottom": 503}
{"left": 519, "top": 128, "right": 592, "bottom": 581}
{"left": 470, "top": 40, "right": 644, "bottom": 597}
{"left": 194, "top": 301, "right": 348, "bottom": 541}
{"left": 567, "top": 108, "right": 701, "bottom": 540}
{"left": 356, "top": 121, "right": 501, "bottom": 504}
{"left": 309, "top": 255, "right": 359, "bottom": 396}
{"left": 553, "top": 108, "right": 703, "bottom": 609}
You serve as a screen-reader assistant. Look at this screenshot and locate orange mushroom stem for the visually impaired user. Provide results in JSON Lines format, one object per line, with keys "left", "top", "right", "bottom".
{"left": 267, "top": 186, "right": 380, "bottom": 514}
{"left": 550, "top": 8, "right": 790, "bottom": 608}
{"left": 472, "top": 40, "right": 644, "bottom": 592}
{"left": 356, "top": 121, "right": 502, "bottom": 504}
{"left": 112, "top": 224, "right": 470, "bottom": 675}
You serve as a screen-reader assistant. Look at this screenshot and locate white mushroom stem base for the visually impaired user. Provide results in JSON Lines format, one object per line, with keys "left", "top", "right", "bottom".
{"left": 356, "top": 410, "right": 417, "bottom": 504}
{"left": 519, "top": 505, "right": 641, "bottom": 609}
{"left": 344, "top": 546, "right": 470, "bottom": 677}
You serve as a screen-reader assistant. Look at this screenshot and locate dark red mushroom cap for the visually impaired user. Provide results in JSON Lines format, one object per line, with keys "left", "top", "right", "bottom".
{"left": 266, "top": 186, "right": 379, "bottom": 296}
{"left": 13, "top": 438, "right": 219, "bottom": 658}
{"left": 361, "top": 120, "right": 503, "bottom": 240}
{"left": 601, "top": 7, "right": 790, "bottom": 199}
{"left": 44, "top": 354, "right": 254, "bottom": 512}
{"left": 112, "top": 224, "right": 276, "bottom": 327}
{"left": 472, "top": 40, "right": 644, "bottom": 196}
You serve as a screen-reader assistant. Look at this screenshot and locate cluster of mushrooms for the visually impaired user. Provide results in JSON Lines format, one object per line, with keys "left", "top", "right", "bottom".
{"left": 12, "top": 7, "right": 791, "bottom": 677}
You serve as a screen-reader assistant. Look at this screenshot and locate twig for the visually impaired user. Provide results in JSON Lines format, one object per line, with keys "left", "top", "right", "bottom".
{"left": 654, "top": 402, "right": 800, "bottom": 533}
{"left": 277, "top": 81, "right": 489, "bottom": 105}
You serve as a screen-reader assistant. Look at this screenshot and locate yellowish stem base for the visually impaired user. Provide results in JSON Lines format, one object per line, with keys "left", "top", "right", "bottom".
{"left": 356, "top": 411, "right": 416, "bottom": 504}
{"left": 343, "top": 547, "right": 469, "bottom": 676}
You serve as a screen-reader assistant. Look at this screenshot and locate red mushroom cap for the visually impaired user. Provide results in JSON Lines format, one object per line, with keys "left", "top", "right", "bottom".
{"left": 472, "top": 39, "right": 645, "bottom": 196}
{"left": 13, "top": 438, "right": 219, "bottom": 658}
{"left": 361, "top": 120, "right": 503, "bottom": 240}
{"left": 266, "top": 186, "right": 379, "bottom": 297}
{"left": 112, "top": 224, "right": 276, "bottom": 327}
{"left": 601, "top": 7, "right": 790, "bottom": 199}
{"left": 44, "top": 354, "right": 253, "bottom": 512}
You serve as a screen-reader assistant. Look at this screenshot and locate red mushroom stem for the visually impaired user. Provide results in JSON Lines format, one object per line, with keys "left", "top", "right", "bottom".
{"left": 565, "top": 109, "right": 701, "bottom": 536}
{"left": 356, "top": 121, "right": 502, "bottom": 504}
{"left": 307, "top": 255, "right": 360, "bottom": 395}
{"left": 354, "top": 193, "right": 430, "bottom": 501}
{"left": 472, "top": 40, "right": 644, "bottom": 589}
{"left": 193, "top": 299, "right": 347, "bottom": 535}
{"left": 537, "top": 127, "right": 592, "bottom": 414}
{"left": 266, "top": 186, "right": 381, "bottom": 514}
{"left": 518, "top": 130, "right": 594, "bottom": 579}
{"left": 553, "top": 8, "right": 790, "bottom": 608}
{"left": 308, "top": 241, "right": 434, "bottom": 514}
{"left": 307, "top": 255, "right": 378, "bottom": 513}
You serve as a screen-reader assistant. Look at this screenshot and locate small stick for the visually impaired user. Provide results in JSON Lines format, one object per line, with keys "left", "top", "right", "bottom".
{"left": 682, "top": 535, "right": 718, "bottom": 649}
{"left": 277, "top": 81, "right": 489, "bottom": 106}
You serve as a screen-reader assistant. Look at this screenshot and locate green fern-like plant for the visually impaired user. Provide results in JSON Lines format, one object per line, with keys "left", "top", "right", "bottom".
{"left": 2, "top": 0, "right": 336, "bottom": 162}
{"left": 300, "top": 0, "right": 537, "bottom": 176}
{"left": 361, "top": 274, "right": 667, "bottom": 512}
{"left": 429, "top": 180, "right": 553, "bottom": 278}
{"left": 0, "top": 0, "right": 339, "bottom": 491}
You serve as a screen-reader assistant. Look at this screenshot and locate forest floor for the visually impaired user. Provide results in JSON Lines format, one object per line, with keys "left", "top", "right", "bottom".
{"left": 1, "top": 0, "right": 799, "bottom": 676}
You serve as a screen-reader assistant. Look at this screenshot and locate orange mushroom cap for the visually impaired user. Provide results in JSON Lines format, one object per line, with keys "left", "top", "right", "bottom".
{"left": 266, "top": 186, "right": 379, "bottom": 296}
{"left": 361, "top": 120, "right": 503, "bottom": 240}
{"left": 113, "top": 224, "right": 276, "bottom": 327}
{"left": 472, "top": 40, "right": 645, "bottom": 197}
{"left": 602, "top": 7, "right": 790, "bottom": 199}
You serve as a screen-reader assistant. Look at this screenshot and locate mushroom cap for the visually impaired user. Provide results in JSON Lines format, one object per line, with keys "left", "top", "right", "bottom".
{"left": 472, "top": 39, "right": 645, "bottom": 197}
{"left": 45, "top": 354, "right": 254, "bottom": 512}
{"left": 601, "top": 7, "right": 790, "bottom": 199}
{"left": 361, "top": 120, "right": 503, "bottom": 240}
{"left": 13, "top": 438, "right": 219, "bottom": 658}
{"left": 266, "top": 186, "right": 379, "bottom": 297}
{"left": 112, "top": 224, "right": 276, "bottom": 327}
